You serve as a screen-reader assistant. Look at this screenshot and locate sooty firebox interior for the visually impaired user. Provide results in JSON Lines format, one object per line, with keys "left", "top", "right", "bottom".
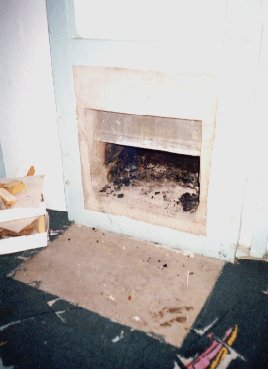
{"left": 99, "top": 143, "right": 200, "bottom": 214}
{"left": 80, "top": 107, "right": 208, "bottom": 234}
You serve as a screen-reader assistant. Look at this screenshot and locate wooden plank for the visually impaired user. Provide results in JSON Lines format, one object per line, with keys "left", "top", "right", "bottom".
{"left": 0, "top": 202, "right": 46, "bottom": 223}
{"left": 0, "top": 232, "right": 47, "bottom": 255}
{"left": 46, "top": 0, "right": 86, "bottom": 223}
{"left": 0, "top": 188, "right": 16, "bottom": 207}
{"left": 0, "top": 212, "right": 48, "bottom": 255}
{"left": 38, "top": 215, "right": 46, "bottom": 233}
{"left": 95, "top": 110, "right": 202, "bottom": 156}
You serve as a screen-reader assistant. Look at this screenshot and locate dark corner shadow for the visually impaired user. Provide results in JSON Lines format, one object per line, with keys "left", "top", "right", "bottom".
{"left": 0, "top": 274, "right": 180, "bottom": 369}
{"left": 47, "top": 210, "right": 73, "bottom": 241}
{"left": 175, "top": 259, "right": 268, "bottom": 369}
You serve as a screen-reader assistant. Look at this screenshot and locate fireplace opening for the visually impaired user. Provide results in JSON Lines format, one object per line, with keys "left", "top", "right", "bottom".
{"left": 98, "top": 143, "right": 200, "bottom": 214}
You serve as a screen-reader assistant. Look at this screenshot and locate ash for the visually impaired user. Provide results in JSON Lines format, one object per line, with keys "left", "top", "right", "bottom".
{"left": 99, "top": 144, "right": 200, "bottom": 213}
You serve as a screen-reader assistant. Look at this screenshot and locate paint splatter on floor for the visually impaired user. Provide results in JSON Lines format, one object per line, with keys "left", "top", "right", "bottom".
{"left": 112, "top": 331, "right": 124, "bottom": 343}
{"left": 176, "top": 324, "right": 243, "bottom": 369}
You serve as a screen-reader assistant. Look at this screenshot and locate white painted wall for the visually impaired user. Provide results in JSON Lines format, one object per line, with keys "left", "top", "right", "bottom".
{"left": 72, "top": 0, "right": 226, "bottom": 75}
{"left": 74, "top": 0, "right": 225, "bottom": 44}
{"left": 0, "top": 0, "right": 66, "bottom": 210}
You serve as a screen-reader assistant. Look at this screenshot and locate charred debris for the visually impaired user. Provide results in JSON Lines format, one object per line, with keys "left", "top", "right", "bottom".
{"left": 99, "top": 143, "right": 200, "bottom": 212}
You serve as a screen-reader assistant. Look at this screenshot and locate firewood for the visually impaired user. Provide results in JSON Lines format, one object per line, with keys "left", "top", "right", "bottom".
{"left": 27, "top": 166, "right": 35, "bottom": 176}
{"left": 1, "top": 180, "right": 26, "bottom": 195}
{"left": 0, "top": 188, "right": 16, "bottom": 207}
{"left": 37, "top": 215, "right": 46, "bottom": 233}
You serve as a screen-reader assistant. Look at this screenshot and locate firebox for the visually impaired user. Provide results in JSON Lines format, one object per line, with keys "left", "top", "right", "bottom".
{"left": 82, "top": 108, "right": 204, "bottom": 234}
{"left": 103, "top": 143, "right": 200, "bottom": 214}
{"left": 73, "top": 66, "right": 217, "bottom": 239}
{"left": 101, "top": 143, "right": 200, "bottom": 223}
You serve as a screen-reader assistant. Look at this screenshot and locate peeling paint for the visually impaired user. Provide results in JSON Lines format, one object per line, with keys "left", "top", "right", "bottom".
{"left": 16, "top": 255, "right": 30, "bottom": 261}
{"left": 194, "top": 318, "right": 218, "bottom": 336}
{"left": 0, "top": 317, "right": 34, "bottom": 332}
{"left": 111, "top": 330, "right": 124, "bottom": 343}
{"left": 47, "top": 297, "right": 61, "bottom": 307}
{"left": 0, "top": 320, "right": 22, "bottom": 332}
{"left": 55, "top": 310, "right": 66, "bottom": 324}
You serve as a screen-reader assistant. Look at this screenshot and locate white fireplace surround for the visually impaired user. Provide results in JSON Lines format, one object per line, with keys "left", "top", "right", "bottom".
{"left": 46, "top": 0, "right": 268, "bottom": 261}
{"left": 74, "top": 66, "right": 216, "bottom": 236}
{"left": 69, "top": 65, "right": 243, "bottom": 261}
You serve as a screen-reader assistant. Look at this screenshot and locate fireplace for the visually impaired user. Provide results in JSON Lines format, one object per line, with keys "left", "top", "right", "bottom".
{"left": 45, "top": 0, "right": 268, "bottom": 261}
{"left": 73, "top": 66, "right": 216, "bottom": 237}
